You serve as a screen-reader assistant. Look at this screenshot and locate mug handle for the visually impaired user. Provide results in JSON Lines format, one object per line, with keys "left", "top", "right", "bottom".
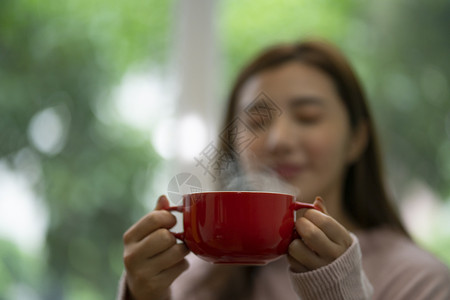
{"left": 291, "top": 201, "right": 322, "bottom": 240}
{"left": 291, "top": 202, "right": 317, "bottom": 211}
{"left": 164, "top": 205, "right": 185, "bottom": 240}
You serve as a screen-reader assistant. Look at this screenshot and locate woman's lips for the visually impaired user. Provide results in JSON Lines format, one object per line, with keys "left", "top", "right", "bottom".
{"left": 272, "top": 164, "right": 304, "bottom": 179}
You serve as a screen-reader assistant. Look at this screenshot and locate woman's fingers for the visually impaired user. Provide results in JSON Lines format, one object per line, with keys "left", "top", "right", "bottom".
{"left": 131, "top": 259, "right": 190, "bottom": 299}
{"left": 153, "top": 258, "right": 190, "bottom": 286}
{"left": 140, "top": 228, "right": 177, "bottom": 258}
{"left": 127, "top": 243, "right": 189, "bottom": 280}
{"left": 142, "top": 244, "right": 189, "bottom": 277}
{"left": 295, "top": 216, "right": 343, "bottom": 261}
{"left": 155, "top": 195, "right": 170, "bottom": 210}
{"left": 286, "top": 255, "right": 309, "bottom": 273}
{"left": 123, "top": 195, "right": 190, "bottom": 300}
{"left": 288, "top": 196, "right": 354, "bottom": 271}
{"left": 288, "top": 238, "right": 327, "bottom": 270}
{"left": 303, "top": 208, "right": 352, "bottom": 249}
{"left": 123, "top": 207, "right": 176, "bottom": 244}
{"left": 313, "top": 196, "right": 328, "bottom": 214}
{"left": 124, "top": 228, "right": 177, "bottom": 269}
{"left": 126, "top": 256, "right": 190, "bottom": 300}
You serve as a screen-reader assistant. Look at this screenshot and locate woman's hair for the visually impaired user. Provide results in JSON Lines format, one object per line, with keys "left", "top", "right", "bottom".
{"left": 218, "top": 39, "right": 409, "bottom": 236}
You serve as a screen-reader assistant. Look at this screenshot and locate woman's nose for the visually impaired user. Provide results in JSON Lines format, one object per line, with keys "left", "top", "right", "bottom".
{"left": 265, "top": 116, "right": 297, "bottom": 155}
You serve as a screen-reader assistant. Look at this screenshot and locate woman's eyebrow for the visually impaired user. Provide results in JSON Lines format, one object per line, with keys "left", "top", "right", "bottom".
{"left": 238, "top": 95, "right": 324, "bottom": 112}
{"left": 289, "top": 96, "right": 324, "bottom": 108}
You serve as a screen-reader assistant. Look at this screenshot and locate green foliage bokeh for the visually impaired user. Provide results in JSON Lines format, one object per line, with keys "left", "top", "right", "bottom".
{"left": 0, "top": 0, "right": 174, "bottom": 299}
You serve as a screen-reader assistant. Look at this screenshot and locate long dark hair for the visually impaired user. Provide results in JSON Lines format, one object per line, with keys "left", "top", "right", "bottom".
{"left": 188, "top": 40, "right": 409, "bottom": 300}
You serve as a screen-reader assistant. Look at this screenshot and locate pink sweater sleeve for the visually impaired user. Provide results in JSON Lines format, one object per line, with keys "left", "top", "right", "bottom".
{"left": 289, "top": 233, "right": 373, "bottom": 300}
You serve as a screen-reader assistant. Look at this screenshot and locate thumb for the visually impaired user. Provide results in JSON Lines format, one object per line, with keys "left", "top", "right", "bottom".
{"left": 155, "top": 195, "right": 170, "bottom": 210}
{"left": 313, "top": 196, "right": 329, "bottom": 215}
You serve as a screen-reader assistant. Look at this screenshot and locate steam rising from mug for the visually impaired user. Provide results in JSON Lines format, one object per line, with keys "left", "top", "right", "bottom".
{"left": 217, "top": 157, "right": 299, "bottom": 197}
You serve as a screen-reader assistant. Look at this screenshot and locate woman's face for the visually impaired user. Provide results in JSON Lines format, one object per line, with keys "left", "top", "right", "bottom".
{"left": 235, "top": 62, "right": 362, "bottom": 203}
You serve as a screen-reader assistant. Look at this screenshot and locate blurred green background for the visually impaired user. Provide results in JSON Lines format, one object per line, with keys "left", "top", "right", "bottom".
{"left": 1, "top": 0, "right": 449, "bottom": 299}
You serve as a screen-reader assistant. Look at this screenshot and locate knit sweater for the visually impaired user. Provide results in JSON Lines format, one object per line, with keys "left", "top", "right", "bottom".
{"left": 117, "top": 227, "right": 450, "bottom": 300}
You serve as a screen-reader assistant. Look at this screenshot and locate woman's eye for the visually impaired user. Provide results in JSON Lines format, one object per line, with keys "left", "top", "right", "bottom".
{"left": 294, "top": 113, "right": 321, "bottom": 125}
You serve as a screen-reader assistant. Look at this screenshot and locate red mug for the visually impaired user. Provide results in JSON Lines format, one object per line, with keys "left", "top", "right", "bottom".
{"left": 164, "top": 191, "right": 317, "bottom": 265}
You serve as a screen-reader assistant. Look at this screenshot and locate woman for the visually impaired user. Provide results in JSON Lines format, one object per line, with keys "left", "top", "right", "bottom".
{"left": 119, "top": 40, "right": 450, "bottom": 299}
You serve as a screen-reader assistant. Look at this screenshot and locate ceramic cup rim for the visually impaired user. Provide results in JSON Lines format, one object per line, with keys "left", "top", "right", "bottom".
{"left": 183, "top": 191, "right": 296, "bottom": 198}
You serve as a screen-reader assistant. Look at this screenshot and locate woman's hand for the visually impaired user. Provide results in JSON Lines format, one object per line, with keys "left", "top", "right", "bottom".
{"left": 287, "top": 197, "right": 353, "bottom": 273}
{"left": 123, "top": 195, "right": 190, "bottom": 300}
